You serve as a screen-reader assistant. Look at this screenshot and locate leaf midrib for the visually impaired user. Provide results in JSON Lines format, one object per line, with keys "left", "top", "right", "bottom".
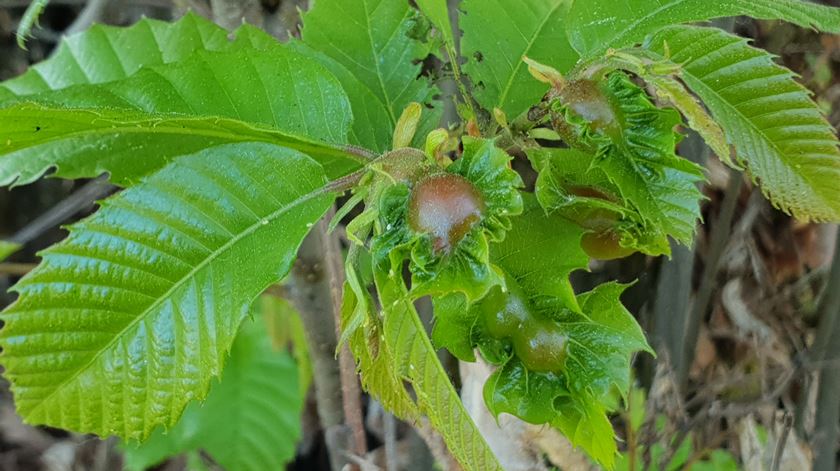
{"left": 682, "top": 75, "right": 840, "bottom": 216}
{"left": 361, "top": 0, "right": 397, "bottom": 125}
{"left": 3, "top": 111, "right": 358, "bottom": 160}
{"left": 495, "top": 1, "right": 564, "bottom": 113}
{"left": 25, "top": 182, "right": 331, "bottom": 419}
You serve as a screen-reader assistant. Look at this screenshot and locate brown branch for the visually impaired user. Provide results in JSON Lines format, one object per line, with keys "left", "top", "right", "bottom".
{"left": 322, "top": 207, "right": 368, "bottom": 464}
{"left": 770, "top": 412, "right": 793, "bottom": 471}
{"left": 288, "top": 226, "right": 349, "bottom": 471}
{"left": 0, "top": 263, "right": 37, "bottom": 276}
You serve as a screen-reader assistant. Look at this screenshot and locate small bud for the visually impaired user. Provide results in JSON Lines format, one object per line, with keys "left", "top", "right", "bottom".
{"left": 493, "top": 108, "right": 509, "bottom": 128}
{"left": 392, "top": 102, "right": 422, "bottom": 149}
{"left": 523, "top": 56, "right": 565, "bottom": 89}
{"left": 528, "top": 128, "right": 563, "bottom": 141}
{"left": 466, "top": 119, "right": 481, "bottom": 137}
{"left": 425, "top": 128, "right": 454, "bottom": 167}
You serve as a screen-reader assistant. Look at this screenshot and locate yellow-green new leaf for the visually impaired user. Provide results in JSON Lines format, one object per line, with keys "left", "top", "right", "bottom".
{"left": 375, "top": 272, "right": 503, "bottom": 471}
{"left": 14, "top": 0, "right": 48, "bottom": 48}
{"left": 0, "top": 143, "right": 334, "bottom": 440}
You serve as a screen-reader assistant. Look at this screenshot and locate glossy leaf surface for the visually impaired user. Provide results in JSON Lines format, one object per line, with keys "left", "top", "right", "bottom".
{"left": 370, "top": 139, "right": 523, "bottom": 303}
{"left": 302, "top": 0, "right": 440, "bottom": 151}
{"left": 124, "top": 313, "right": 303, "bottom": 471}
{"left": 461, "top": 0, "right": 579, "bottom": 119}
{"left": 0, "top": 104, "right": 358, "bottom": 187}
{"left": 2, "top": 14, "right": 228, "bottom": 98}
{"left": 0, "top": 15, "right": 359, "bottom": 187}
{"left": 0, "top": 143, "right": 334, "bottom": 440}
{"left": 478, "top": 199, "right": 651, "bottom": 468}
{"left": 568, "top": 0, "right": 840, "bottom": 59}
{"left": 550, "top": 73, "right": 704, "bottom": 251}
{"left": 645, "top": 26, "right": 840, "bottom": 221}
{"left": 375, "top": 272, "right": 503, "bottom": 470}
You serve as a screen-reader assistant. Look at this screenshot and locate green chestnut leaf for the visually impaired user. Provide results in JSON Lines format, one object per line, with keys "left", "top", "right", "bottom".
{"left": 433, "top": 196, "right": 586, "bottom": 360}
{"left": 448, "top": 137, "right": 525, "bottom": 242}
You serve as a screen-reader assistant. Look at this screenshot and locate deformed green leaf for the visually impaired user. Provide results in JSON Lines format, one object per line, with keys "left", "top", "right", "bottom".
{"left": 431, "top": 293, "right": 476, "bottom": 361}
{"left": 0, "top": 142, "right": 334, "bottom": 440}
{"left": 551, "top": 399, "right": 616, "bottom": 469}
{"left": 478, "top": 281, "right": 650, "bottom": 469}
{"left": 528, "top": 147, "right": 674, "bottom": 256}
{"left": 575, "top": 51, "right": 731, "bottom": 165}
{"left": 124, "top": 313, "right": 303, "bottom": 471}
{"left": 369, "top": 138, "right": 523, "bottom": 302}
{"left": 444, "top": 196, "right": 652, "bottom": 468}
{"left": 494, "top": 195, "right": 588, "bottom": 311}
{"left": 432, "top": 196, "right": 586, "bottom": 360}
{"left": 551, "top": 72, "right": 705, "bottom": 251}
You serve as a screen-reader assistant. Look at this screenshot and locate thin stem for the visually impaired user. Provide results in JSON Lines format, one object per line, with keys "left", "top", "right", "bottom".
{"left": 442, "top": 0, "right": 475, "bottom": 121}
{"left": 322, "top": 208, "right": 368, "bottom": 463}
{"left": 323, "top": 169, "right": 367, "bottom": 194}
{"left": 770, "top": 413, "right": 792, "bottom": 471}
{"left": 11, "top": 175, "right": 113, "bottom": 246}
{"left": 342, "top": 144, "right": 379, "bottom": 161}
{"left": 0, "top": 263, "right": 36, "bottom": 276}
